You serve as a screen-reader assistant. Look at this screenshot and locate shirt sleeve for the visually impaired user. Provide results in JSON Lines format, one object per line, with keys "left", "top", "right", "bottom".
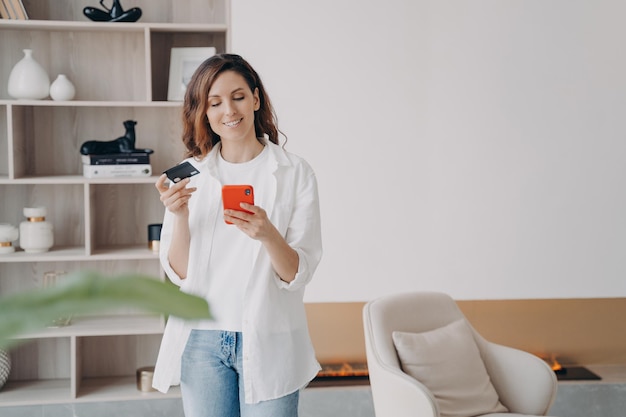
{"left": 273, "top": 162, "right": 323, "bottom": 291}
{"left": 158, "top": 198, "right": 185, "bottom": 287}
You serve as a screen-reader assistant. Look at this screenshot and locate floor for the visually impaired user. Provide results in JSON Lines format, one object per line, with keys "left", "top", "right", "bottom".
{"left": 2, "top": 382, "right": 626, "bottom": 416}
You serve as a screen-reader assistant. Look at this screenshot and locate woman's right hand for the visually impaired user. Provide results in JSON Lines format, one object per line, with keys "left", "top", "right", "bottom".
{"left": 155, "top": 174, "right": 197, "bottom": 216}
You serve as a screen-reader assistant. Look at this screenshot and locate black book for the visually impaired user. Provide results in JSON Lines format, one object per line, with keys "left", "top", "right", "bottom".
{"left": 82, "top": 152, "right": 151, "bottom": 165}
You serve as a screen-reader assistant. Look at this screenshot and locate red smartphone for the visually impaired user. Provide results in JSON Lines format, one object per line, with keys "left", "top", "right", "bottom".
{"left": 222, "top": 185, "right": 254, "bottom": 224}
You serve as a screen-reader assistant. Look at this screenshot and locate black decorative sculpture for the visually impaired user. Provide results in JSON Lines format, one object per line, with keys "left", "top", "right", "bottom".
{"left": 80, "top": 120, "right": 154, "bottom": 155}
{"left": 83, "top": 0, "right": 142, "bottom": 23}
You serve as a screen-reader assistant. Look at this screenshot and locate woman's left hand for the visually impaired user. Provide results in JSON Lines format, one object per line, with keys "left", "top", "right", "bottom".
{"left": 226, "top": 203, "right": 299, "bottom": 282}
{"left": 224, "top": 203, "right": 277, "bottom": 242}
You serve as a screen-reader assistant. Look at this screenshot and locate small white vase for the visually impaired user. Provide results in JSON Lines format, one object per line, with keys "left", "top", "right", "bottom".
{"left": 0, "top": 223, "right": 19, "bottom": 254}
{"left": 50, "top": 74, "right": 76, "bottom": 101}
{"left": 7, "top": 49, "right": 51, "bottom": 100}
{"left": 19, "top": 207, "right": 54, "bottom": 253}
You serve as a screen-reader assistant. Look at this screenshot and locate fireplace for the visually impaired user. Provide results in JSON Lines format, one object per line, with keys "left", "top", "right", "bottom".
{"left": 549, "top": 357, "right": 601, "bottom": 381}
{"left": 310, "top": 361, "right": 369, "bottom": 387}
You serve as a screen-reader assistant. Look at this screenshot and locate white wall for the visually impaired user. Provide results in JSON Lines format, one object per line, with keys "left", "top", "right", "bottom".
{"left": 232, "top": 0, "right": 626, "bottom": 302}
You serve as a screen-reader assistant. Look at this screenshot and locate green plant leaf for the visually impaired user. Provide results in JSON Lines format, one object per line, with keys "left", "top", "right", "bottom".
{"left": 0, "top": 270, "right": 210, "bottom": 349}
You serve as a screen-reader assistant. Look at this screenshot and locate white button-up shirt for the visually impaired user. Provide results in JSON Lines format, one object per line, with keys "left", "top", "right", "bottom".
{"left": 152, "top": 140, "right": 323, "bottom": 404}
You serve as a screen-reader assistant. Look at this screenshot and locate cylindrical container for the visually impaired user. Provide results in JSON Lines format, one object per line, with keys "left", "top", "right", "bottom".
{"left": 49, "top": 74, "right": 76, "bottom": 101}
{"left": 147, "top": 224, "right": 162, "bottom": 253}
{"left": 19, "top": 207, "right": 54, "bottom": 253}
{"left": 136, "top": 366, "right": 156, "bottom": 392}
{"left": 7, "top": 49, "right": 51, "bottom": 100}
{"left": 0, "top": 223, "right": 19, "bottom": 254}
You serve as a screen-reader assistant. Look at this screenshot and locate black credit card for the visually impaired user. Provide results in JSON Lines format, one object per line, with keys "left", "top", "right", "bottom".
{"left": 163, "top": 161, "right": 199, "bottom": 183}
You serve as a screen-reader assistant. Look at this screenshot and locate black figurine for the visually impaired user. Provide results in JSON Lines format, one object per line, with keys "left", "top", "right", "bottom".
{"left": 83, "top": 0, "right": 142, "bottom": 23}
{"left": 80, "top": 120, "right": 154, "bottom": 155}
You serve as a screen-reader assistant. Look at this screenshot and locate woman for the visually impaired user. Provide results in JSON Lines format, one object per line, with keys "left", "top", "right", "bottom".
{"left": 152, "top": 54, "right": 322, "bottom": 417}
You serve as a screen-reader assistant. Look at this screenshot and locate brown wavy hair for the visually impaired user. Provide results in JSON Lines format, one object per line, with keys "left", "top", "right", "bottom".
{"left": 181, "top": 54, "right": 280, "bottom": 159}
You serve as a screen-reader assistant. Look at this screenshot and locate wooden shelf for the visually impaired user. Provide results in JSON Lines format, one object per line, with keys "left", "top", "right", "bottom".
{"left": 0, "top": 100, "right": 183, "bottom": 107}
{"left": 0, "top": 245, "right": 159, "bottom": 262}
{"left": 0, "top": 19, "right": 227, "bottom": 33}
{"left": 0, "top": 246, "right": 86, "bottom": 262}
{"left": 89, "top": 246, "right": 160, "bottom": 260}
{"left": 0, "top": 376, "right": 181, "bottom": 406}
{"left": 77, "top": 376, "right": 180, "bottom": 402}
{"left": 0, "top": 0, "right": 230, "bottom": 407}
{"left": 15, "top": 315, "right": 165, "bottom": 339}
{"left": 0, "top": 175, "right": 162, "bottom": 185}
{"left": 0, "top": 379, "right": 72, "bottom": 406}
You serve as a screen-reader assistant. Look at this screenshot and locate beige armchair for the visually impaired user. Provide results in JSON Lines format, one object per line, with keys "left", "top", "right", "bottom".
{"left": 363, "top": 292, "right": 557, "bottom": 417}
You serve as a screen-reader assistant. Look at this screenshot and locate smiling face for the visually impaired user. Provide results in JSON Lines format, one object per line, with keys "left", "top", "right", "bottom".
{"left": 206, "top": 70, "right": 260, "bottom": 146}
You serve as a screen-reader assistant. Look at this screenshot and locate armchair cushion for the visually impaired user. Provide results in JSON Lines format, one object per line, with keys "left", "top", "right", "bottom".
{"left": 392, "top": 318, "right": 508, "bottom": 417}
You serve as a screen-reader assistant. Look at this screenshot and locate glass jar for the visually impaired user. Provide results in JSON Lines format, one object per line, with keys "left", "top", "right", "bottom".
{"left": 43, "top": 270, "right": 72, "bottom": 327}
{"left": 19, "top": 207, "right": 54, "bottom": 253}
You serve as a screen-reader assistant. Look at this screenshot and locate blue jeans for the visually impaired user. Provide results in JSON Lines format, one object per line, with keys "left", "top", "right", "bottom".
{"left": 181, "top": 330, "right": 299, "bottom": 417}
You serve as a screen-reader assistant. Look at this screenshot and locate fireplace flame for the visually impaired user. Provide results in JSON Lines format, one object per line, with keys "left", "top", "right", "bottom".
{"left": 551, "top": 357, "right": 563, "bottom": 372}
{"left": 318, "top": 362, "right": 369, "bottom": 378}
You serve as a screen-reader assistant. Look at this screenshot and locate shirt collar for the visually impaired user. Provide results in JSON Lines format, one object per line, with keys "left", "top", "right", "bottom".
{"left": 201, "top": 139, "right": 291, "bottom": 179}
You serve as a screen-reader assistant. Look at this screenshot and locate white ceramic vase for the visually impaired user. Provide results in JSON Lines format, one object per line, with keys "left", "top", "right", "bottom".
{"left": 7, "top": 49, "right": 50, "bottom": 100}
{"left": 0, "top": 223, "right": 19, "bottom": 254}
{"left": 19, "top": 207, "right": 54, "bottom": 253}
{"left": 49, "top": 74, "right": 76, "bottom": 101}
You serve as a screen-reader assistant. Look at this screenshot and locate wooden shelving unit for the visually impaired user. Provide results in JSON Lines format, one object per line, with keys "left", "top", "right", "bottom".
{"left": 0, "top": 0, "right": 229, "bottom": 406}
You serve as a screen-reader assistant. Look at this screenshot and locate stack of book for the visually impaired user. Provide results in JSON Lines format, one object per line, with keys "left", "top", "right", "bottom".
{"left": 82, "top": 152, "right": 153, "bottom": 178}
{"left": 0, "top": 0, "right": 28, "bottom": 19}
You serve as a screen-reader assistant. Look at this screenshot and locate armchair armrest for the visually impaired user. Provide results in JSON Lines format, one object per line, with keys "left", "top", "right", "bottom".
{"left": 366, "top": 350, "right": 439, "bottom": 417}
{"left": 363, "top": 305, "right": 439, "bottom": 417}
{"left": 479, "top": 340, "right": 557, "bottom": 415}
